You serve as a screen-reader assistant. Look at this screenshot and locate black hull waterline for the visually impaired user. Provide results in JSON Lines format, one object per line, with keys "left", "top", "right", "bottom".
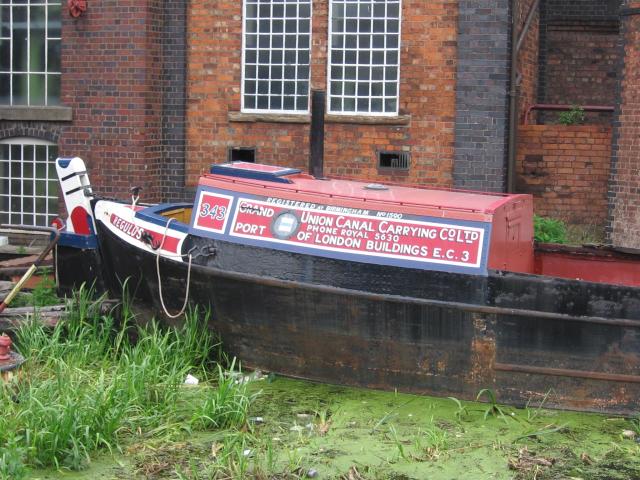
{"left": 55, "top": 222, "right": 640, "bottom": 415}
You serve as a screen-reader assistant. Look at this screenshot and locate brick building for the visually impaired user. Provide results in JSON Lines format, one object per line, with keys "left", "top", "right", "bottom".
{"left": 0, "top": 0, "right": 638, "bottom": 248}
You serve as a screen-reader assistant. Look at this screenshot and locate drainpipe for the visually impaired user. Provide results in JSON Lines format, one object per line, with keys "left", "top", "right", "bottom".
{"left": 507, "top": 0, "right": 540, "bottom": 193}
{"left": 507, "top": 0, "right": 520, "bottom": 193}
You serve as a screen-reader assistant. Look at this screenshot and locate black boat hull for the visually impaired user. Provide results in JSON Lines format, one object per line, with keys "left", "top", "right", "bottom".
{"left": 60, "top": 221, "right": 640, "bottom": 415}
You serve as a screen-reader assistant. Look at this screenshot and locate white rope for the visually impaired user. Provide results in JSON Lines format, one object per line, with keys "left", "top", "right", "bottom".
{"left": 156, "top": 217, "right": 192, "bottom": 318}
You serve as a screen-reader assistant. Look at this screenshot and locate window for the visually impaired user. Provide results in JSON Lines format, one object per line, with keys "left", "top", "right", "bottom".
{"left": 242, "top": 0, "right": 312, "bottom": 113}
{"left": 0, "top": 0, "right": 62, "bottom": 106}
{"left": 0, "top": 138, "right": 59, "bottom": 226}
{"left": 328, "top": 0, "right": 401, "bottom": 115}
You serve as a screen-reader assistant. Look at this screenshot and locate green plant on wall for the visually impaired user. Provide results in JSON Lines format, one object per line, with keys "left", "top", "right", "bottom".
{"left": 557, "top": 105, "right": 586, "bottom": 125}
{"left": 534, "top": 215, "right": 567, "bottom": 244}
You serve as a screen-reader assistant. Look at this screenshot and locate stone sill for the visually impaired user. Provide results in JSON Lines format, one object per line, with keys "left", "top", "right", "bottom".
{"left": 0, "top": 106, "right": 73, "bottom": 122}
{"left": 228, "top": 111, "right": 310, "bottom": 124}
{"left": 325, "top": 114, "right": 410, "bottom": 126}
{"left": 228, "top": 111, "right": 411, "bottom": 126}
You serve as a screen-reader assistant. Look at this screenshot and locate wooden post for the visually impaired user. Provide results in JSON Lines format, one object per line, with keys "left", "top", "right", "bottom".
{"left": 309, "top": 90, "right": 325, "bottom": 177}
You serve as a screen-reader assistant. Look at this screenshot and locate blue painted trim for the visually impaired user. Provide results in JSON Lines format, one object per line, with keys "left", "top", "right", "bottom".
{"left": 57, "top": 157, "right": 73, "bottom": 169}
{"left": 58, "top": 231, "right": 98, "bottom": 249}
{"left": 210, "top": 163, "right": 300, "bottom": 184}
{"left": 134, "top": 203, "right": 191, "bottom": 233}
{"left": 189, "top": 186, "right": 491, "bottom": 276}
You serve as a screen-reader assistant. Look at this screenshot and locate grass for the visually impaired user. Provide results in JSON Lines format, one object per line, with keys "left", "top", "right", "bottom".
{"left": 476, "top": 388, "right": 509, "bottom": 423}
{"left": 533, "top": 215, "right": 567, "bottom": 244}
{"left": 11, "top": 271, "right": 60, "bottom": 308}
{"left": 0, "top": 284, "right": 255, "bottom": 478}
{"left": 533, "top": 217, "right": 605, "bottom": 246}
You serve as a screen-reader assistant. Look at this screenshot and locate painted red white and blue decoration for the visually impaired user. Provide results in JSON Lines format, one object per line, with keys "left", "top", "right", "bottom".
{"left": 190, "top": 188, "right": 490, "bottom": 275}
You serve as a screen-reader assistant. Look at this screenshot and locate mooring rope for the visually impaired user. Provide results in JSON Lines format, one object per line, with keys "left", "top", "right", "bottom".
{"left": 156, "top": 217, "right": 192, "bottom": 318}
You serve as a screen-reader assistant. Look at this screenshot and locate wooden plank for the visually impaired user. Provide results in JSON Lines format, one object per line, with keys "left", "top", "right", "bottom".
{"left": 0, "top": 300, "right": 119, "bottom": 330}
{"left": 0, "top": 305, "right": 65, "bottom": 329}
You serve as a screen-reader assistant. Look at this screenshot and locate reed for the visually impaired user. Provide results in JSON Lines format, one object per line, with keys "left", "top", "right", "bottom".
{"left": 0, "top": 288, "right": 253, "bottom": 473}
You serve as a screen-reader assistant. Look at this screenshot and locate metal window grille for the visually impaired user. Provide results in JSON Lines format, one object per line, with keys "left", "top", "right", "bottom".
{"left": 242, "top": 0, "right": 312, "bottom": 114}
{"left": 0, "top": 0, "right": 62, "bottom": 106}
{"left": 328, "top": 0, "right": 401, "bottom": 115}
{"left": 378, "top": 150, "right": 410, "bottom": 170}
{"left": 0, "top": 138, "right": 59, "bottom": 226}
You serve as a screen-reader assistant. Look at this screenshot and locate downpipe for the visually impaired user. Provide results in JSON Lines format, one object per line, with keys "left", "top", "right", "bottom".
{"left": 507, "top": 0, "right": 540, "bottom": 193}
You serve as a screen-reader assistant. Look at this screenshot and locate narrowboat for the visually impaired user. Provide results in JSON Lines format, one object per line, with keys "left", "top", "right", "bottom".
{"left": 54, "top": 157, "right": 640, "bottom": 414}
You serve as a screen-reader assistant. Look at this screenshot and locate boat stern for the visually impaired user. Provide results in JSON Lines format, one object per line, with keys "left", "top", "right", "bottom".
{"left": 54, "top": 157, "right": 106, "bottom": 295}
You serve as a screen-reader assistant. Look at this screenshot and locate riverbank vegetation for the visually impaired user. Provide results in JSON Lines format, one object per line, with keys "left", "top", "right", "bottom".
{"left": 2, "top": 288, "right": 640, "bottom": 479}
{"left": 0, "top": 286, "right": 252, "bottom": 479}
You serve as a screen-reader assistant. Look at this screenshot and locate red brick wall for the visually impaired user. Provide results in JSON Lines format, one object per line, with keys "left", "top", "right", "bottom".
{"left": 516, "top": 125, "right": 612, "bottom": 227}
{"left": 608, "top": 2, "right": 640, "bottom": 248}
{"left": 186, "top": 0, "right": 458, "bottom": 187}
{"left": 187, "top": 1, "right": 309, "bottom": 183}
{"left": 59, "top": 0, "right": 164, "bottom": 200}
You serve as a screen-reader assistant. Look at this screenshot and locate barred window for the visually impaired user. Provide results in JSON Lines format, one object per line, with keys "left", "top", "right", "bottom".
{"left": 242, "top": 0, "right": 312, "bottom": 113}
{"left": 0, "top": 0, "right": 62, "bottom": 106}
{"left": 0, "top": 138, "right": 59, "bottom": 226}
{"left": 328, "top": 0, "right": 401, "bottom": 115}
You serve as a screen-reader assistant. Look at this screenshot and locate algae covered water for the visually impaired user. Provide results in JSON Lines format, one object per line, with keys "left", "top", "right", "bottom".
{"left": 27, "top": 376, "right": 640, "bottom": 479}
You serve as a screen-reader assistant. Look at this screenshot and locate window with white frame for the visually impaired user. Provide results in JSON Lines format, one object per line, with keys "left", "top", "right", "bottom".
{"left": 328, "top": 0, "right": 401, "bottom": 115}
{"left": 0, "top": 138, "right": 59, "bottom": 226}
{"left": 242, "top": 0, "right": 312, "bottom": 113}
{"left": 0, "top": 0, "right": 62, "bottom": 106}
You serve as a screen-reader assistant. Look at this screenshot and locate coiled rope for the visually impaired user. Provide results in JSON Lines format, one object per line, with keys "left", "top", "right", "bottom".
{"left": 156, "top": 217, "right": 192, "bottom": 318}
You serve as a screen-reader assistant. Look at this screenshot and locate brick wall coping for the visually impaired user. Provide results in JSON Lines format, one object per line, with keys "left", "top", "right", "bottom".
{"left": 520, "top": 124, "right": 612, "bottom": 132}
{"left": 0, "top": 106, "right": 72, "bottom": 122}
{"left": 228, "top": 110, "right": 411, "bottom": 126}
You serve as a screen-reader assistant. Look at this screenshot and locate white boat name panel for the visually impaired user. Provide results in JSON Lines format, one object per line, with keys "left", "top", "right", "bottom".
{"left": 191, "top": 188, "right": 491, "bottom": 275}
{"left": 109, "top": 212, "right": 181, "bottom": 254}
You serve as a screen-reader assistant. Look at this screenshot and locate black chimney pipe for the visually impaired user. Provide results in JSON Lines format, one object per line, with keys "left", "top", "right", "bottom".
{"left": 309, "top": 89, "right": 325, "bottom": 177}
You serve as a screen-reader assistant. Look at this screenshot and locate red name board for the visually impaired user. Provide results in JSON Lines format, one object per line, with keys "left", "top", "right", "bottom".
{"left": 219, "top": 197, "right": 486, "bottom": 269}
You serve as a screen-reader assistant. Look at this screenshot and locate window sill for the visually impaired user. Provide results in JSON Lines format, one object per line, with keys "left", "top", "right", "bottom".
{"left": 228, "top": 111, "right": 412, "bottom": 126}
{"left": 325, "top": 114, "right": 411, "bottom": 126}
{"left": 228, "top": 111, "right": 311, "bottom": 124}
{"left": 0, "top": 105, "right": 73, "bottom": 122}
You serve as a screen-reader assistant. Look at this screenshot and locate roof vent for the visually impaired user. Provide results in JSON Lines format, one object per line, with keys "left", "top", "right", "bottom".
{"left": 364, "top": 183, "right": 389, "bottom": 191}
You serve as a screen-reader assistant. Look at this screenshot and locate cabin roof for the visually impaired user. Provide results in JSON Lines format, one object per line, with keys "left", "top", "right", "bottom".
{"left": 202, "top": 162, "right": 526, "bottom": 214}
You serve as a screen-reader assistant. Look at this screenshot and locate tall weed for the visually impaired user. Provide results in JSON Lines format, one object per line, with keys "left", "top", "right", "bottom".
{"left": 1, "top": 289, "right": 252, "bottom": 471}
